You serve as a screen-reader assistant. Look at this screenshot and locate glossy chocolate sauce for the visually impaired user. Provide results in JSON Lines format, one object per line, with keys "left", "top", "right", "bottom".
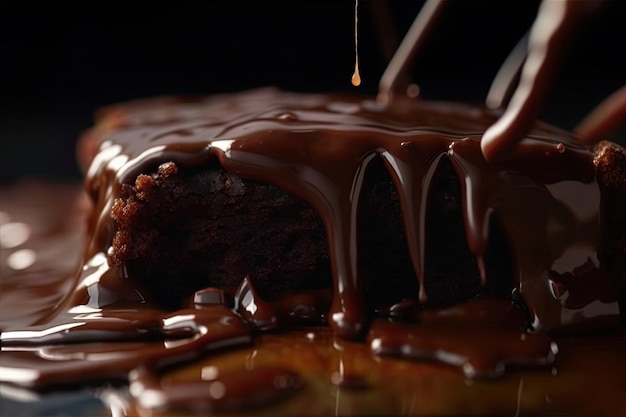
{"left": 576, "top": 84, "right": 626, "bottom": 144}
{"left": 1, "top": 2, "right": 625, "bottom": 414}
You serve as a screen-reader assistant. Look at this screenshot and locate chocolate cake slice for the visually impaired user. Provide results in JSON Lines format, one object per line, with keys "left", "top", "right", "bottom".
{"left": 75, "top": 88, "right": 624, "bottom": 338}
{"left": 111, "top": 161, "right": 332, "bottom": 308}
{"left": 109, "top": 154, "right": 513, "bottom": 312}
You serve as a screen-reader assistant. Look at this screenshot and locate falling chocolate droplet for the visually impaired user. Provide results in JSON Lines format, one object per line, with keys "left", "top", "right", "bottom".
{"left": 351, "top": 0, "right": 362, "bottom": 87}
{"left": 352, "top": 63, "right": 362, "bottom": 87}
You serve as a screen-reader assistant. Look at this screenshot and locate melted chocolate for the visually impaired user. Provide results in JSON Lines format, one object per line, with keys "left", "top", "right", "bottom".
{"left": 575, "top": 84, "right": 626, "bottom": 143}
{"left": 369, "top": 299, "right": 558, "bottom": 378}
{"left": 377, "top": 0, "right": 447, "bottom": 103}
{"left": 480, "top": 0, "right": 606, "bottom": 161}
{"left": 378, "top": 0, "right": 624, "bottom": 158}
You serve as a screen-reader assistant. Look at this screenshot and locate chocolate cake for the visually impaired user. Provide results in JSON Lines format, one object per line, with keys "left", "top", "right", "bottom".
{"left": 71, "top": 88, "right": 624, "bottom": 337}
{"left": 2, "top": 1, "right": 626, "bottom": 415}
{"left": 102, "top": 112, "right": 513, "bottom": 313}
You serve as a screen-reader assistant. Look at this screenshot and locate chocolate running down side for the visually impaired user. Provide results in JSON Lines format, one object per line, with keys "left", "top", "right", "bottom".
{"left": 74, "top": 88, "right": 619, "bottom": 337}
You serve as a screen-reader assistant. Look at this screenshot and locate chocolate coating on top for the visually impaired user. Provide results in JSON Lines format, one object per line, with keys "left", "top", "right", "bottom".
{"left": 74, "top": 88, "right": 618, "bottom": 338}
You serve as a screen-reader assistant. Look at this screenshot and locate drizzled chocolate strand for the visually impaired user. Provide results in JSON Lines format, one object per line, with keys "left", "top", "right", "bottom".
{"left": 480, "top": 0, "right": 607, "bottom": 161}
{"left": 576, "top": 85, "right": 626, "bottom": 143}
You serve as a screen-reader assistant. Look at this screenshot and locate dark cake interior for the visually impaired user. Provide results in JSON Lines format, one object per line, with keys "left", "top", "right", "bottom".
{"left": 111, "top": 153, "right": 514, "bottom": 314}
{"left": 111, "top": 161, "right": 332, "bottom": 309}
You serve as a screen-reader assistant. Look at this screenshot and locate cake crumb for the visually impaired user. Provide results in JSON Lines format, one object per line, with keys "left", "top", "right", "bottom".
{"left": 158, "top": 162, "right": 179, "bottom": 177}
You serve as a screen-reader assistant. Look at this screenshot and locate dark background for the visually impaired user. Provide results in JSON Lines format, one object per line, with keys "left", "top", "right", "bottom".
{"left": 1, "top": 1, "right": 624, "bottom": 184}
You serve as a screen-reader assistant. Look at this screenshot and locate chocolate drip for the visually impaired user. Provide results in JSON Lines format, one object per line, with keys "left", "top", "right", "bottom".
{"left": 351, "top": 0, "right": 361, "bottom": 87}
